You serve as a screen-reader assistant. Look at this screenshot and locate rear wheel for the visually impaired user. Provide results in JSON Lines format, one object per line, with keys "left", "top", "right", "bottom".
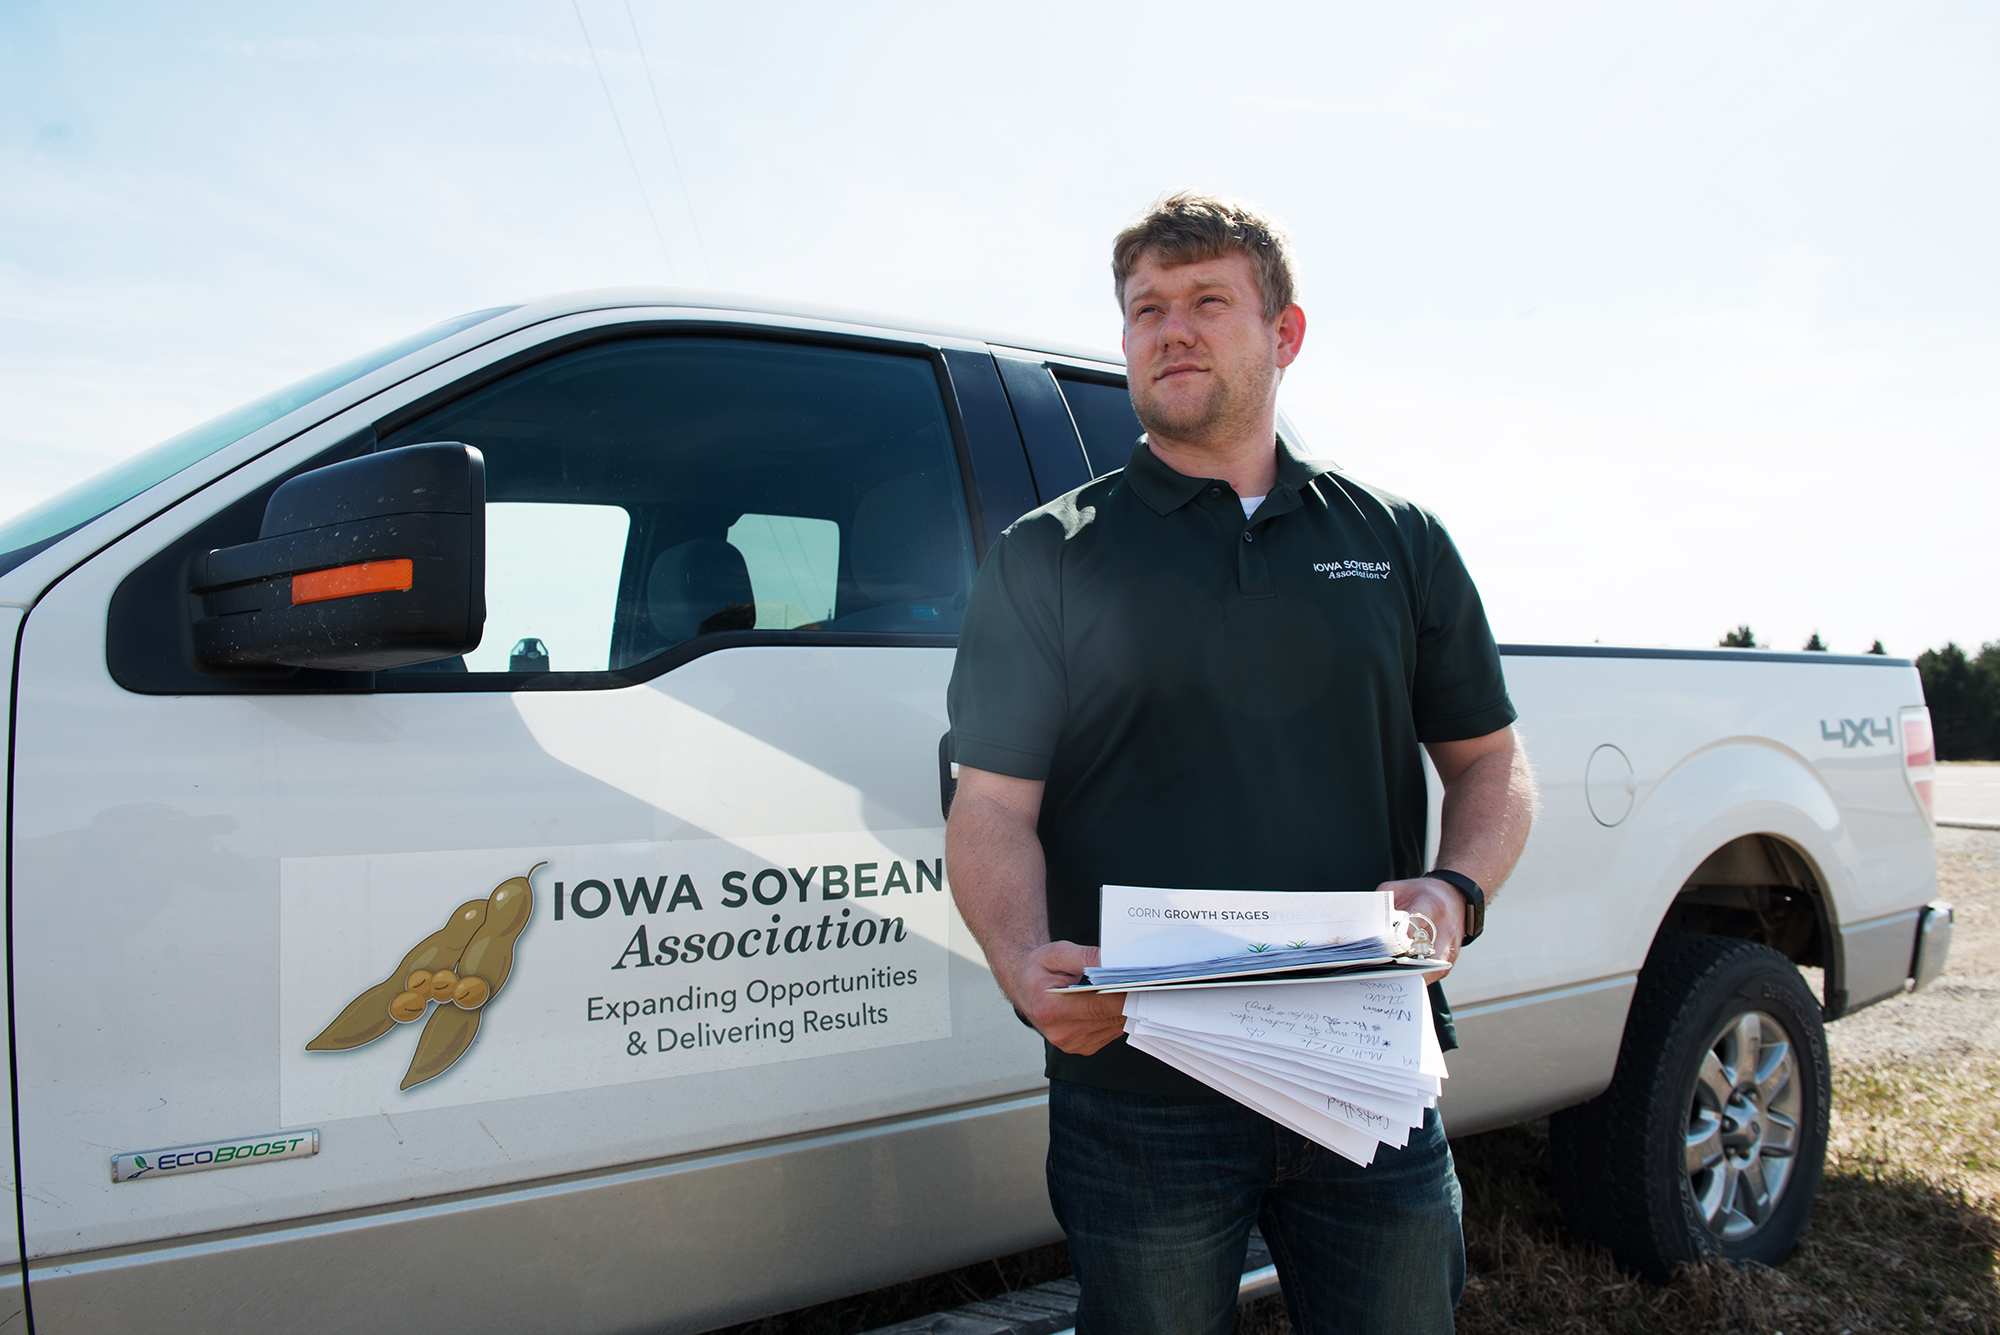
{"left": 1550, "top": 933, "right": 1831, "bottom": 1280}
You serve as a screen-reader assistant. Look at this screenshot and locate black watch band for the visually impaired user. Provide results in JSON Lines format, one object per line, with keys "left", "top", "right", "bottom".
{"left": 1426, "top": 868, "right": 1486, "bottom": 946}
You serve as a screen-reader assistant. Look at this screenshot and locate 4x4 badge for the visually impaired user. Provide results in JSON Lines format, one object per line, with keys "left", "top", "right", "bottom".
{"left": 1821, "top": 717, "right": 1892, "bottom": 748}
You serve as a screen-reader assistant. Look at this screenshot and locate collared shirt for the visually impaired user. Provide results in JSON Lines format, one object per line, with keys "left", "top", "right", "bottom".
{"left": 948, "top": 437, "right": 1516, "bottom": 1093}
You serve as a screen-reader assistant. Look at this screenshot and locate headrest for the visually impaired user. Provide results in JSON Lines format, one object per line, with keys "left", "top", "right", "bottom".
{"left": 647, "top": 538, "right": 755, "bottom": 645}
{"left": 852, "top": 470, "right": 959, "bottom": 605}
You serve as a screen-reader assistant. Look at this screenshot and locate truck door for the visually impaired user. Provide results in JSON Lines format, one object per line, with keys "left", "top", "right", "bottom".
{"left": 8, "top": 320, "right": 1050, "bottom": 1326}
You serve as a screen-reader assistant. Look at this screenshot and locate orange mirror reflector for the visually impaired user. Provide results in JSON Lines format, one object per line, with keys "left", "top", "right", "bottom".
{"left": 292, "top": 558, "right": 414, "bottom": 606}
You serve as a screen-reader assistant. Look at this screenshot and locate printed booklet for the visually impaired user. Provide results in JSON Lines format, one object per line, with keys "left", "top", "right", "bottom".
{"left": 1056, "top": 885, "right": 1441, "bottom": 992}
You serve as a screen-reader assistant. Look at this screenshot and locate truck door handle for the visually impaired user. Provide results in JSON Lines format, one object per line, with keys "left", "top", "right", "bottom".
{"left": 939, "top": 733, "right": 958, "bottom": 820}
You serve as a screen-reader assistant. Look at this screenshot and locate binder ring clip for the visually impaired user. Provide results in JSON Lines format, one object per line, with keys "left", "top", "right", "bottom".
{"left": 1408, "top": 913, "right": 1437, "bottom": 960}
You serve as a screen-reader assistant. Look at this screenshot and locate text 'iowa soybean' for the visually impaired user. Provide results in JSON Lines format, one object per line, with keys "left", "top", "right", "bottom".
{"left": 550, "top": 858, "right": 947, "bottom": 971}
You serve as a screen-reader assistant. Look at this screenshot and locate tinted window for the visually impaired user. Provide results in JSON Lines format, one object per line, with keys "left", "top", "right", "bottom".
{"left": 378, "top": 337, "right": 975, "bottom": 681}
{"left": 1055, "top": 375, "right": 1144, "bottom": 477}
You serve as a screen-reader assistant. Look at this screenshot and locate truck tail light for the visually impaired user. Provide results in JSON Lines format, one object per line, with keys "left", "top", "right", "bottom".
{"left": 1901, "top": 706, "right": 1936, "bottom": 824}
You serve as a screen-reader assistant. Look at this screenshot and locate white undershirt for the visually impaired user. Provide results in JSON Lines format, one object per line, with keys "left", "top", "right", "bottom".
{"left": 1240, "top": 495, "right": 1266, "bottom": 519}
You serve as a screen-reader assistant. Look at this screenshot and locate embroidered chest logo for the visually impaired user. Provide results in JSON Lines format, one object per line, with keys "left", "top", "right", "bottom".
{"left": 1312, "top": 559, "right": 1392, "bottom": 581}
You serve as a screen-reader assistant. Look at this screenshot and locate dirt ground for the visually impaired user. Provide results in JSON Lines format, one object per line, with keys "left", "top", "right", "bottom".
{"left": 718, "top": 830, "right": 2000, "bottom": 1335}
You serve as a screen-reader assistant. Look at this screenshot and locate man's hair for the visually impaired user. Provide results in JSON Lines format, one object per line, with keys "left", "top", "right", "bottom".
{"left": 1111, "top": 191, "right": 1297, "bottom": 324}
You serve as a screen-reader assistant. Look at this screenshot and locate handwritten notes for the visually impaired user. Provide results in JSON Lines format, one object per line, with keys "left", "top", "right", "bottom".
{"left": 1124, "top": 972, "right": 1445, "bottom": 1165}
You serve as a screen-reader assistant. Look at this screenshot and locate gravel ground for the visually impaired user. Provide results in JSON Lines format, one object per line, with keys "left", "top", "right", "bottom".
{"left": 1820, "top": 826, "right": 2000, "bottom": 1066}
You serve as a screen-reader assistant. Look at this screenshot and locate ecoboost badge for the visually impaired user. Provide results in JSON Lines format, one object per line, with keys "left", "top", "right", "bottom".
{"left": 112, "top": 1129, "right": 319, "bottom": 1183}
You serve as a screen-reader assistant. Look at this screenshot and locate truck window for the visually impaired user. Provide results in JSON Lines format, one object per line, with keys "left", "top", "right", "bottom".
{"left": 377, "top": 336, "right": 976, "bottom": 684}
{"left": 1053, "top": 373, "right": 1143, "bottom": 477}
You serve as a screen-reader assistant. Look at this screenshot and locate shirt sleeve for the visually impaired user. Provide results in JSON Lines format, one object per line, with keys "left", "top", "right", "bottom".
{"left": 947, "top": 518, "right": 1068, "bottom": 780}
{"left": 1410, "top": 519, "right": 1518, "bottom": 743}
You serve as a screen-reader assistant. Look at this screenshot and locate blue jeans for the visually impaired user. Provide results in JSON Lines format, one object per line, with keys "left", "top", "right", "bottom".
{"left": 1047, "top": 1080, "right": 1464, "bottom": 1335}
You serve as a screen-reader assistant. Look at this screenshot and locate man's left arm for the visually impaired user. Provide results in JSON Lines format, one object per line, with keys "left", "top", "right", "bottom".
{"left": 1383, "top": 725, "right": 1538, "bottom": 970}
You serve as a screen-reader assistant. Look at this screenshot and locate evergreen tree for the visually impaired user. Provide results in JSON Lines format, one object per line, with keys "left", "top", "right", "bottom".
{"left": 1867, "top": 640, "right": 1887, "bottom": 655}
{"left": 1719, "top": 625, "right": 1757, "bottom": 648}
{"left": 1803, "top": 632, "right": 1828, "bottom": 651}
{"left": 1916, "top": 642, "right": 2000, "bottom": 760}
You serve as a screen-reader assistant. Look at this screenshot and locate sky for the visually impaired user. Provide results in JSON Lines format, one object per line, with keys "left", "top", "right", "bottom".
{"left": 3, "top": 0, "right": 1996, "bottom": 656}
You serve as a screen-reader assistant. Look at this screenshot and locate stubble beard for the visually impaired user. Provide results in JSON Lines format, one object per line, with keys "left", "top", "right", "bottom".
{"left": 1131, "top": 357, "right": 1277, "bottom": 450}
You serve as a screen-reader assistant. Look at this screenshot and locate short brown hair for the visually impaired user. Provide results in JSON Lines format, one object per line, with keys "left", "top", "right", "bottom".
{"left": 1111, "top": 191, "right": 1297, "bottom": 324}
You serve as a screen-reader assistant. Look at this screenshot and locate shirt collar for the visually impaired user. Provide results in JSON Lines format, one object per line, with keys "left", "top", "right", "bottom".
{"left": 1121, "top": 434, "right": 1335, "bottom": 517}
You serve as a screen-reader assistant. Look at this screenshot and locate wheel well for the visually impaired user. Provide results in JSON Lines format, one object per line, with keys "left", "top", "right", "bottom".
{"left": 1660, "top": 834, "right": 1831, "bottom": 989}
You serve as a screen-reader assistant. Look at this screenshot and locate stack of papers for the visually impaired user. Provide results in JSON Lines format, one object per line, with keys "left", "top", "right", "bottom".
{"left": 1125, "top": 973, "right": 1446, "bottom": 1166}
{"left": 1068, "top": 886, "right": 1447, "bottom": 1164}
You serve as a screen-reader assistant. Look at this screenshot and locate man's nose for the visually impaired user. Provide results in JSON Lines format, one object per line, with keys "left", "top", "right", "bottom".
{"left": 1158, "top": 307, "right": 1197, "bottom": 348}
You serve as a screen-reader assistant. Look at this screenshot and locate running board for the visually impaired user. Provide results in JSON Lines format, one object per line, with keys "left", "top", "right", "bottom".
{"left": 861, "top": 1233, "right": 1282, "bottom": 1335}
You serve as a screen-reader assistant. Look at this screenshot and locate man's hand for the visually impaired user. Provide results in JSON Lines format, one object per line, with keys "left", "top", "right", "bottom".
{"left": 947, "top": 766, "right": 1130, "bottom": 1056}
{"left": 1382, "top": 877, "right": 1467, "bottom": 985}
{"left": 994, "top": 940, "right": 1129, "bottom": 1055}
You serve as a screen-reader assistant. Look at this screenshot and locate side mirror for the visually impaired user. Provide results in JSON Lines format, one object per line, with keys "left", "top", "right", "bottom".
{"left": 191, "top": 443, "right": 486, "bottom": 671}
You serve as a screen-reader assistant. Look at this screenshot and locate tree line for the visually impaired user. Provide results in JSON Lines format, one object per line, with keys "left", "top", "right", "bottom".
{"left": 1718, "top": 627, "right": 2000, "bottom": 760}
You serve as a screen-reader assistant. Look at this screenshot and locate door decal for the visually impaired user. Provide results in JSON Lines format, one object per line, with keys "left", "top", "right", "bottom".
{"left": 281, "top": 834, "right": 953, "bottom": 1123}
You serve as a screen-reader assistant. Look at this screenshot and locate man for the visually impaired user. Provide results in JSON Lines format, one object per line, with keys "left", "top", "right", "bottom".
{"left": 944, "top": 193, "right": 1537, "bottom": 1335}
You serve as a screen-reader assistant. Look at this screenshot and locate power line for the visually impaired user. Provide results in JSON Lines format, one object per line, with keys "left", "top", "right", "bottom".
{"left": 571, "top": 0, "right": 678, "bottom": 282}
{"left": 624, "top": 0, "right": 717, "bottom": 288}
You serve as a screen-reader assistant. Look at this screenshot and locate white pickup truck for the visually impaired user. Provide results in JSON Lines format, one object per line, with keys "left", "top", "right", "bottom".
{"left": 0, "top": 291, "right": 1950, "bottom": 1332}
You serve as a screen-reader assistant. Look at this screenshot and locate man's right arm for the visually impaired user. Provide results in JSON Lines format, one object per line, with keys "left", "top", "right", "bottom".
{"left": 945, "top": 766, "right": 1128, "bottom": 1055}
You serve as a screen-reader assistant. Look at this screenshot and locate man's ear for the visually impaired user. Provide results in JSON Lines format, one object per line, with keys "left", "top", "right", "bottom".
{"left": 1275, "top": 304, "right": 1307, "bottom": 370}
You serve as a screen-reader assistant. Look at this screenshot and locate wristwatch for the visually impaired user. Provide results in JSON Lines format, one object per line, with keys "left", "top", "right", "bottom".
{"left": 1425, "top": 868, "right": 1485, "bottom": 946}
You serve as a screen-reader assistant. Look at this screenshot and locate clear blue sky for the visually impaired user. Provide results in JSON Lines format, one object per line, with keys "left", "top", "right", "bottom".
{"left": 4, "top": 0, "right": 1996, "bottom": 655}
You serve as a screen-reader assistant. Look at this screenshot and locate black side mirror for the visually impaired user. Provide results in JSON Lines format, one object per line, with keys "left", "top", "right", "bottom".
{"left": 191, "top": 442, "right": 486, "bottom": 671}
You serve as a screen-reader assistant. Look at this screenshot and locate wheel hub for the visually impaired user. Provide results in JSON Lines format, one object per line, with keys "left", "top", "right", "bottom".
{"left": 1684, "top": 1010, "right": 1802, "bottom": 1241}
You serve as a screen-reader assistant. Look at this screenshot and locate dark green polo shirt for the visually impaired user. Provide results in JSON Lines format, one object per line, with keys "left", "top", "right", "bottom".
{"left": 947, "top": 437, "right": 1516, "bottom": 1095}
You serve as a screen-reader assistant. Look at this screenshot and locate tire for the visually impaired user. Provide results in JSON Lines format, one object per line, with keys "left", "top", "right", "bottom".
{"left": 1549, "top": 933, "right": 1831, "bottom": 1281}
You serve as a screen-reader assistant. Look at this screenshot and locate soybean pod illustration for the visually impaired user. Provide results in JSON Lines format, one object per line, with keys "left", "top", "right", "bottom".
{"left": 401, "top": 865, "right": 536, "bottom": 1089}
{"left": 306, "top": 899, "right": 489, "bottom": 1051}
{"left": 306, "top": 863, "right": 540, "bottom": 1093}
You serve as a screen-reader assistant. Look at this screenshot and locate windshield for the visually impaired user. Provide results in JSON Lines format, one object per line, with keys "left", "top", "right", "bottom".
{"left": 0, "top": 306, "right": 519, "bottom": 580}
